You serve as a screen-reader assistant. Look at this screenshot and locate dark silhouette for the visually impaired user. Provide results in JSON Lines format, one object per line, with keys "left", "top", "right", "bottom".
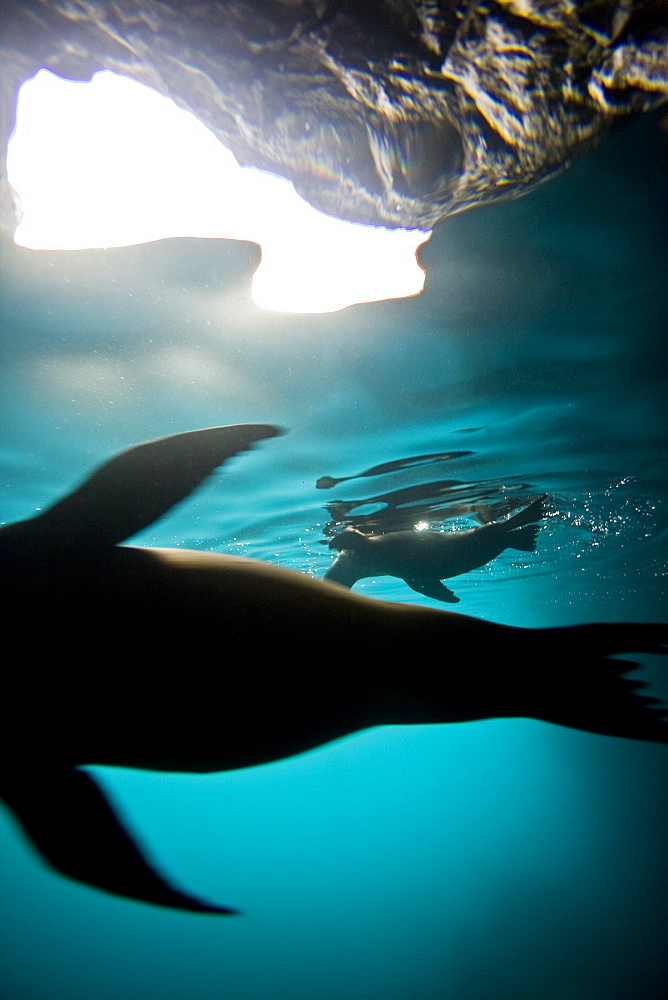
{"left": 0, "top": 425, "right": 665, "bottom": 914}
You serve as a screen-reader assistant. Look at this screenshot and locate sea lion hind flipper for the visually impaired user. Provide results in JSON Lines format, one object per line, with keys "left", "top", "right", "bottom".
{"left": 504, "top": 495, "right": 547, "bottom": 530}
{"left": 0, "top": 766, "right": 236, "bottom": 914}
{"left": 507, "top": 523, "right": 540, "bottom": 552}
{"left": 405, "top": 579, "right": 460, "bottom": 603}
{"left": 475, "top": 494, "right": 547, "bottom": 527}
{"left": 528, "top": 623, "right": 668, "bottom": 744}
{"left": 35, "top": 424, "right": 283, "bottom": 547}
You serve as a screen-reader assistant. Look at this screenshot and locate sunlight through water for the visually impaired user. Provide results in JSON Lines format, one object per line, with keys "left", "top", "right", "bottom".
{"left": 7, "top": 70, "right": 429, "bottom": 314}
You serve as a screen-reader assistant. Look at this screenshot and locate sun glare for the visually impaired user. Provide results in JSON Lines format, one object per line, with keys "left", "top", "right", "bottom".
{"left": 7, "top": 70, "right": 429, "bottom": 314}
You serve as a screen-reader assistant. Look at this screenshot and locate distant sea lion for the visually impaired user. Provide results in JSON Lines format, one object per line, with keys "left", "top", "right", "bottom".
{"left": 325, "top": 496, "right": 546, "bottom": 602}
{"left": 0, "top": 425, "right": 665, "bottom": 915}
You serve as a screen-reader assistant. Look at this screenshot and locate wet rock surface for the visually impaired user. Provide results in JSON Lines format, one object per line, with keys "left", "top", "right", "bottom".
{"left": 1, "top": 1, "right": 666, "bottom": 230}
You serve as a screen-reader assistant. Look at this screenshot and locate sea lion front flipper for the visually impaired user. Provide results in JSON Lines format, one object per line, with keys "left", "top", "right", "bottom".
{"left": 324, "top": 552, "right": 363, "bottom": 589}
{"left": 404, "top": 579, "right": 460, "bottom": 603}
{"left": 32, "top": 424, "right": 283, "bottom": 548}
{"left": 0, "top": 766, "right": 235, "bottom": 914}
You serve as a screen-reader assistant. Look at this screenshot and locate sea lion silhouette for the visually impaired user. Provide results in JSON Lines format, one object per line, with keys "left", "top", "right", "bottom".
{"left": 325, "top": 496, "right": 546, "bottom": 602}
{"left": 0, "top": 424, "right": 665, "bottom": 915}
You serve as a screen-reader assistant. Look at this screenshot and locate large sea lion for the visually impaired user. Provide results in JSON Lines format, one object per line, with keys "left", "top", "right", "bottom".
{"left": 325, "top": 496, "right": 546, "bottom": 602}
{"left": 0, "top": 424, "right": 665, "bottom": 915}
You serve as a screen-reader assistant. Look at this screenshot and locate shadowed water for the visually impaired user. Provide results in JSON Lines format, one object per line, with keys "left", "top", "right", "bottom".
{"left": 0, "top": 111, "right": 666, "bottom": 999}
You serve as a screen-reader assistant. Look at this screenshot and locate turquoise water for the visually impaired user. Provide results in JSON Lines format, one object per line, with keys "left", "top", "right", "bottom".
{"left": 1, "top": 111, "right": 667, "bottom": 998}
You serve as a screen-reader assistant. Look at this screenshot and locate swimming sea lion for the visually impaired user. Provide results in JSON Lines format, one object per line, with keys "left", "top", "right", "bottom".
{"left": 325, "top": 496, "right": 546, "bottom": 602}
{"left": 0, "top": 425, "right": 665, "bottom": 915}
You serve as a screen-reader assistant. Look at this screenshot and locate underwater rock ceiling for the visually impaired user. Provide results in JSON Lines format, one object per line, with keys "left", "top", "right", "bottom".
{"left": 1, "top": 0, "right": 667, "bottom": 232}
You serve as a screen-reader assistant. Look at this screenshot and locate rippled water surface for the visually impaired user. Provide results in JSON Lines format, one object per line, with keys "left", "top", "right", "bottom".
{"left": 1, "top": 112, "right": 667, "bottom": 999}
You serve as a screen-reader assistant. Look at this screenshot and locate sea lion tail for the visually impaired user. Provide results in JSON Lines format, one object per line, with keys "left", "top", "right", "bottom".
{"left": 525, "top": 622, "right": 668, "bottom": 744}
{"left": 506, "top": 523, "right": 540, "bottom": 552}
{"left": 505, "top": 495, "right": 547, "bottom": 529}
{"left": 502, "top": 495, "right": 547, "bottom": 551}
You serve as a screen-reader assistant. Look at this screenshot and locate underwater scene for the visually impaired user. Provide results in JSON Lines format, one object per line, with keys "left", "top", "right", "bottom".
{"left": 1, "top": 71, "right": 667, "bottom": 1000}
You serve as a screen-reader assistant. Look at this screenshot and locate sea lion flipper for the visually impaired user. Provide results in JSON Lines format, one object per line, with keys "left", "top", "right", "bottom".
{"left": 34, "top": 424, "right": 283, "bottom": 547}
{"left": 0, "top": 766, "right": 235, "bottom": 914}
{"left": 527, "top": 623, "right": 668, "bottom": 744}
{"left": 404, "top": 579, "right": 460, "bottom": 603}
{"left": 323, "top": 550, "right": 364, "bottom": 588}
{"left": 507, "top": 524, "right": 540, "bottom": 552}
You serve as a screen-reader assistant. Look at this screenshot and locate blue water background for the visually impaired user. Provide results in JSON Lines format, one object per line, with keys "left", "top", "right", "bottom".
{"left": 1, "top": 111, "right": 667, "bottom": 999}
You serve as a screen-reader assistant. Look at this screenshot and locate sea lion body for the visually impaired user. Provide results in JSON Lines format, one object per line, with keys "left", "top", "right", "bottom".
{"left": 325, "top": 497, "right": 545, "bottom": 601}
{"left": 4, "top": 539, "right": 529, "bottom": 774}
